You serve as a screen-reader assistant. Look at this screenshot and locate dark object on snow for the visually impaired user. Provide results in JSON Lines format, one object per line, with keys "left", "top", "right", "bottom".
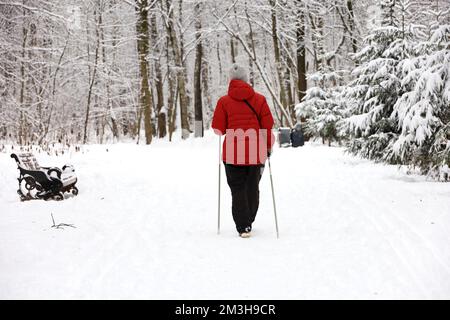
{"left": 278, "top": 124, "right": 305, "bottom": 148}
{"left": 278, "top": 127, "right": 292, "bottom": 147}
{"left": 291, "top": 123, "right": 305, "bottom": 148}
{"left": 11, "top": 153, "right": 78, "bottom": 201}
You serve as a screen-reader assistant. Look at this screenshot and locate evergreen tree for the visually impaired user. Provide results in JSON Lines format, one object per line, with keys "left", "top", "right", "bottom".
{"left": 295, "top": 70, "right": 346, "bottom": 146}
{"left": 390, "top": 25, "right": 450, "bottom": 178}
{"left": 341, "top": 0, "right": 416, "bottom": 162}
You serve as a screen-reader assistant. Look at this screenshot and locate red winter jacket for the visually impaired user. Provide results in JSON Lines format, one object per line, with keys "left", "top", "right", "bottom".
{"left": 212, "top": 80, "right": 275, "bottom": 165}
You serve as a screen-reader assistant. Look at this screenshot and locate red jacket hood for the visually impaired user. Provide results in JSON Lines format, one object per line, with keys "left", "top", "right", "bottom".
{"left": 228, "top": 80, "right": 255, "bottom": 101}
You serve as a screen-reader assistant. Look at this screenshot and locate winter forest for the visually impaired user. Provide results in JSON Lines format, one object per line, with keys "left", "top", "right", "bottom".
{"left": 1, "top": 0, "right": 450, "bottom": 300}
{"left": 0, "top": 0, "right": 449, "bottom": 177}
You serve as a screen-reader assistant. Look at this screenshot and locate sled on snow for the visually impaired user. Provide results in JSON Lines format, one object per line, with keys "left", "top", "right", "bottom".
{"left": 11, "top": 153, "right": 78, "bottom": 201}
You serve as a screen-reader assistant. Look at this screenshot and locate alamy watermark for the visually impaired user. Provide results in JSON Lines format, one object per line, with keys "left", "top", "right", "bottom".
{"left": 223, "top": 128, "right": 270, "bottom": 165}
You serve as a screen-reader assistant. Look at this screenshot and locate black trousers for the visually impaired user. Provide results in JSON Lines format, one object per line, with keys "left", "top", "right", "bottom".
{"left": 224, "top": 163, "right": 264, "bottom": 233}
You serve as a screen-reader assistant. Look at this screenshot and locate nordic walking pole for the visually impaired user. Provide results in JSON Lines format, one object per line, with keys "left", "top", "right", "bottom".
{"left": 268, "top": 157, "right": 279, "bottom": 239}
{"left": 217, "top": 135, "right": 222, "bottom": 235}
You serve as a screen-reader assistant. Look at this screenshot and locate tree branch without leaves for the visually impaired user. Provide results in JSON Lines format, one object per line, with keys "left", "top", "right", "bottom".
{"left": 51, "top": 213, "right": 76, "bottom": 230}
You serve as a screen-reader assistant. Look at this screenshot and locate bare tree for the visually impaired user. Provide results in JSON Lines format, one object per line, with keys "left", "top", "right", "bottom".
{"left": 193, "top": 1, "right": 204, "bottom": 137}
{"left": 136, "top": 0, "right": 154, "bottom": 144}
{"left": 163, "top": 0, "right": 191, "bottom": 139}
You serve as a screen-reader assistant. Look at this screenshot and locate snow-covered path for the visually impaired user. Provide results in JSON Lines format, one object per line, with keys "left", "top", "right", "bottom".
{"left": 1, "top": 132, "right": 450, "bottom": 299}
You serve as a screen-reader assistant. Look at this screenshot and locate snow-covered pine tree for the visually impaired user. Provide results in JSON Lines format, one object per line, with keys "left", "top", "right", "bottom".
{"left": 340, "top": 0, "right": 415, "bottom": 162}
{"left": 295, "top": 69, "right": 346, "bottom": 146}
{"left": 390, "top": 25, "right": 450, "bottom": 179}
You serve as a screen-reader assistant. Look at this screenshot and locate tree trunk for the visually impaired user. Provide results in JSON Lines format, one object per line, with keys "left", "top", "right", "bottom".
{"left": 19, "top": 4, "right": 28, "bottom": 145}
{"left": 347, "top": 0, "right": 358, "bottom": 53}
{"left": 178, "top": 0, "right": 193, "bottom": 130}
{"left": 166, "top": 39, "right": 177, "bottom": 141}
{"left": 201, "top": 42, "right": 213, "bottom": 128}
{"left": 296, "top": 1, "right": 307, "bottom": 105}
{"left": 165, "top": 0, "right": 190, "bottom": 139}
{"left": 83, "top": 9, "right": 101, "bottom": 144}
{"left": 167, "top": 76, "right": 177, "bottom": 141}
{"left": 99, "top": 5, "right": 119, "bottom": 143}
{"left": 216, "top": 42, "right": 223, "bottom": 84}
{"left": 150, "top": 12, "right": 166, "bottom": 138}
{"left": 309, "top": 12, "right": 325, "bottom": 72}
{"left": 136, "top": 0, "right": 154, "bottom": 145}
{"left": 230, "top": 38, "right": 236, "bottom": 63}
{"left": 105, "top": 2, "right": 120, "bottom": 141}
{"left": 245, "top": 1, "right": 257, "bottom": 87}
{"left": 284, "top": 64, "right": 294, "bottom": 119}
{"left": 193, "top": 2, "right": 203, "bottom": 137}
{"left": 269, "top": 0, "right": 289, "bottom": 126}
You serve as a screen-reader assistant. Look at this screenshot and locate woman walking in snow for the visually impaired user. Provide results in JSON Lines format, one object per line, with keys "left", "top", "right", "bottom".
{"left": 212, "top": 64, "right": 275, "bottom": 238}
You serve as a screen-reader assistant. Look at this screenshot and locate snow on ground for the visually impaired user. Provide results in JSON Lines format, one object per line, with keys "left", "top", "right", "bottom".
{"left": 1, "top": 131, "right": 450, "bottom": 299}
